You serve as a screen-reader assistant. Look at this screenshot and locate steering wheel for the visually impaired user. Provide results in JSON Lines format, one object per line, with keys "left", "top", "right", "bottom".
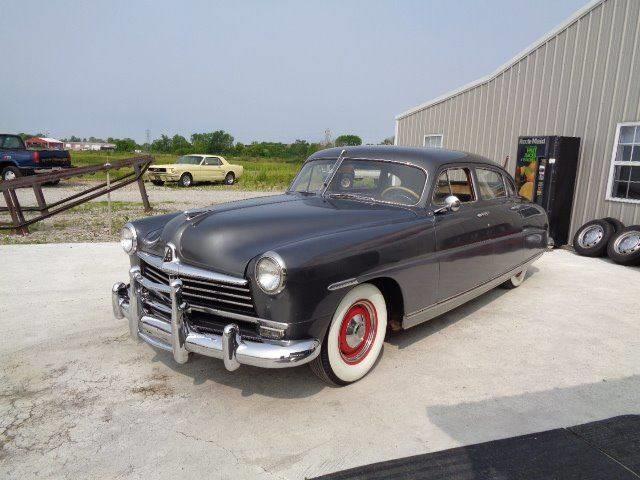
{"left": 380, "top": 186, "right": 420, "bottom": 204}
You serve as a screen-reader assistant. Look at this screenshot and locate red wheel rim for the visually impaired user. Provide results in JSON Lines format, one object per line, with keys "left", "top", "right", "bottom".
{"left": 338, "top": 300, "right": 377, "bottom": 365}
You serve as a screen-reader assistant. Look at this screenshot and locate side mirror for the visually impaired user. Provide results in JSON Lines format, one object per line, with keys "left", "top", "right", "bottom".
{"left": 434, "top": 195, "right": 461, "bottom": 214}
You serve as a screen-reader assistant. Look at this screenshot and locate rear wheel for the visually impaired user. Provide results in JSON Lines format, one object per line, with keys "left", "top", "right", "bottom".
{"left": 1, "top": 166, "right": 21, "bottom": 182}
{"left": 500, "top": 267, "right": 527, "bottom": 289}
{"left": 606, "top": 226, "right": 640, "bottom": 266}
{"left": 573, "top": 219, "right": 613, "bottom": 257}
{"left": 310, "top": 283, "right": 387, "bottom": 386}
{"left": 179, "top": 173, "right": 193, "bottom": 187}
{"left": 224, "top": 172, "right": 235, "bottom": 185}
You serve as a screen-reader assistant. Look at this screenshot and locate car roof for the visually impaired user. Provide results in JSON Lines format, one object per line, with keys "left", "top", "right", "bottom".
{"left": 307, "top": 146, "right": 497, "bottom": 171}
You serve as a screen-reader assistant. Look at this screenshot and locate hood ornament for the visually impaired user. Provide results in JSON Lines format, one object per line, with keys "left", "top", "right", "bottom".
{"left": 163, "top": 243, "right": 177, "bottom": 263}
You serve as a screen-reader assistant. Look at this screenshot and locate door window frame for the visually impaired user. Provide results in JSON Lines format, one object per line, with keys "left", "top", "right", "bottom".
{"left": 430, "top": 165, "right": 478, "bottom": 207}
{"left": 473, "top": 166, "right": 510, "bottom": 201}
{"left": 203, "top": 156, "right": 222, "bottom": 166}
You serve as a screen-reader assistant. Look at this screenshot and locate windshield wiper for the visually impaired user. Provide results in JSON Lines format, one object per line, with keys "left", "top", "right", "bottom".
{"left": 327, "top": 192, "right": 377, "bottom": 203}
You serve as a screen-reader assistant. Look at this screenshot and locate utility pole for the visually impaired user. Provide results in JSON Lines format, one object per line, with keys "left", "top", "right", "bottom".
{"left": 145, "top": 129, "right": 151, "bottom": 147}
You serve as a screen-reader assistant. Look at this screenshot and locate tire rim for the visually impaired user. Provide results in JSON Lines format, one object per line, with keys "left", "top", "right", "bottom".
{"left": 4, "top": 170, "right": 16, "bottom": 181}
{"left": 577, "top": 225, "right": 604, "bottom": 248}
{"left": 338, "top": 300, "right": 377, "bottom": 365}
{"left": 183, "top": 176, "right": 191, "bottom": 186}
{"left": 613, "top": 231, "right": 640, "bottom": 255}
{"left": 226, "top": 174, "right": 233, "bottom": 184}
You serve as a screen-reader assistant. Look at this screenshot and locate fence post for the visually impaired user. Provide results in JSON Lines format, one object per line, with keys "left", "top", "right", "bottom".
{"left": 105, "top": 163, "right": 112, "bottom": 235}
{"left": 32, "top": 184, "right": 49, "bottom": 215}
{"left": 4, "top": 189, "right": 28, "bottom": 235}
{"left": 134, "top": 163, "right": 152, "bottom": 212}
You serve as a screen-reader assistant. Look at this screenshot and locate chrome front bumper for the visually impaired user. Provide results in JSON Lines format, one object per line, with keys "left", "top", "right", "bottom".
{"left": 112, "top": 267, "right": 320, "bottom": 370}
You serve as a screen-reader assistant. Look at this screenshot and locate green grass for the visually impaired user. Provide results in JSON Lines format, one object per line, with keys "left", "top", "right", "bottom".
{"left": 70, "top": 151, "right": 301, "bottom": 190}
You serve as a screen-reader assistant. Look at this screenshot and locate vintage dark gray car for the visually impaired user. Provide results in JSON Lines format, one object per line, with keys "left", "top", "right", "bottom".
{"left": 112, "top": 146, "right": 549, "bottom": 385}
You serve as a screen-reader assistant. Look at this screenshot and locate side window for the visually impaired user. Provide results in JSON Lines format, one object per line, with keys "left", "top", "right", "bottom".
{"left": 205, "top": 157, "right": 221, "bottom": 166}
{"left": 433, "top": 167, "right": 475, "bottom": 204}
{"left": 476, "top": 168, "right": 507, "bottom": 200}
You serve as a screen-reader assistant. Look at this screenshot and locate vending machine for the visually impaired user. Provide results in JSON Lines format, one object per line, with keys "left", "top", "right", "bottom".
{"left": 515, "top": 136, "right": 581, "bottom": 246}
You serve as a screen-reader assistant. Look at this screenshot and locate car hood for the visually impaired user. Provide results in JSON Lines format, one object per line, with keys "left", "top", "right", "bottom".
{"left": 148, "top": 194, "right": 417, "bottom": 276}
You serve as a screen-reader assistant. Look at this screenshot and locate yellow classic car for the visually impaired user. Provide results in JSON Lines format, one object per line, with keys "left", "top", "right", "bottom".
{"left": 145, "top": 154, "right": 244, "bottom": 187}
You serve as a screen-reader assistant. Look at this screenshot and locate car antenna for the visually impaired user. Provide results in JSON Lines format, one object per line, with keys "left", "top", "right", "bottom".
{"left": 321, "top": 149, "right": 346, "bottom": 198}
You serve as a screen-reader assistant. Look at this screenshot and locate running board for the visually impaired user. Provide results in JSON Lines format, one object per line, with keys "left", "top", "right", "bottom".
{"left": 403, "top": 253, "right": 543, "bottom": 329}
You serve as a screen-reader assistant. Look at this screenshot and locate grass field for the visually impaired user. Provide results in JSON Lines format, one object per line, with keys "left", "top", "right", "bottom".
{"left": 70, "top": 151, "right": 302, "bottom": 190}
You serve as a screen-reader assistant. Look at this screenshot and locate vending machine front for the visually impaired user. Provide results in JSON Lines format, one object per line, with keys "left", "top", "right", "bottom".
{"left": 515, "top": 136, "right": 580, "bottom": 246}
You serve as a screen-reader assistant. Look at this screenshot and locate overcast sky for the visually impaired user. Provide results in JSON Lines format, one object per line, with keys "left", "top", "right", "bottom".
{"left": 1, "top": 0, "right": 588, "bottom": 144}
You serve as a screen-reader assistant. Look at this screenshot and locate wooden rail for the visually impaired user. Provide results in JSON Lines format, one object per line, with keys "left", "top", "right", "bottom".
{"left": 0, "top": 156, "right": 153, "bottom": 235}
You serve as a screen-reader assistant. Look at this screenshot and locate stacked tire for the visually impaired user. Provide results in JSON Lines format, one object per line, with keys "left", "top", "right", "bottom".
{"left": 573, "top": 217, "right": 640, "bottom": 266}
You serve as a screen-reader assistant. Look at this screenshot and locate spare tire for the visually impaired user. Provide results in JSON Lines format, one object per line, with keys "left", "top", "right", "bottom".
{"left": 573, "top": 219, "right": 614, "bottom": 257}
{"left": 602, "top": 217, "right": 625, "bottom": 233}
{"left": 607, "top": 226, "right": 640, "bottom": 266}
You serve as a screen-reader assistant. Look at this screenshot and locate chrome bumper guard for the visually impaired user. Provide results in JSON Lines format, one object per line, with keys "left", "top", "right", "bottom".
{"left": 111, "top": 267, "right": 320, "bottom": 370}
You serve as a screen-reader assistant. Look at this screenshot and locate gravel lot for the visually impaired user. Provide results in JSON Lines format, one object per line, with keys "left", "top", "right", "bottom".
{"left": 1, "top": 183, "right": 279, "bottom": 244}
{"left": 1, "top": 245, "right": 638, "bottom": 479}
{"left": 11, "top": 181, "right": 279, "bottom": 210}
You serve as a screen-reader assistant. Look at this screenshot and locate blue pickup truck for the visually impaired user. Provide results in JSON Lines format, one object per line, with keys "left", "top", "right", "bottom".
{"left": 0, "top": 134, "right": 72, "bottom": 183}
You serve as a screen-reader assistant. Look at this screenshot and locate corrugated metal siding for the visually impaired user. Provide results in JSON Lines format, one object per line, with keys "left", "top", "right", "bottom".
{"left": 396, "top": 0, "right": 640, "bottom": 238}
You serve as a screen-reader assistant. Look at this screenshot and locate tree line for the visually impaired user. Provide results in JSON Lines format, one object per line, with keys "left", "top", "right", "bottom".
{"left": 20, "top": 130, "right": 395, "bottom": 158}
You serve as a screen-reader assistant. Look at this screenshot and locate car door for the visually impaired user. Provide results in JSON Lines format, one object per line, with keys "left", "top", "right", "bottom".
{"left": 432, "top": 165, "right": 497, "bottom": 302}
{"left": 202, "top": 156, "right": 224, "bottom": 181}
{"left": 473, "top": 166, "right": 525, "bottom": 276}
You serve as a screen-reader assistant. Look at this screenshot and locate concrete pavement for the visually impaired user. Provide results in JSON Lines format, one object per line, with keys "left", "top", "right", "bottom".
{"left": 1, "top": 244, "right": 638, "bottom": 479}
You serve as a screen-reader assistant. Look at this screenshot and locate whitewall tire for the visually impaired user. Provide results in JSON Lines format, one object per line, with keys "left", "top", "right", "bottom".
{"left": 310, "top": 283, "right": 387, "bottom": 385}
{"left": 500, "top": 268, "right": 527, "bottom": 289}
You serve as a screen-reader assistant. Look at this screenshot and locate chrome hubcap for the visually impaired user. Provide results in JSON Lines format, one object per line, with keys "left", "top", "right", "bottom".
{"left": 614, "top": 232, "right": 640, "bottom": 255}
{"left": 344, "top": 314, "right": 366, "bottom": 348}
{"left": 578, "top": 225, "right": 604, "bottom": 248}
{"left": 338, "top": 301, "right": 377, "bottom": 365}
{"left": 4, "top": 170, "right": 16, "bottom": 181}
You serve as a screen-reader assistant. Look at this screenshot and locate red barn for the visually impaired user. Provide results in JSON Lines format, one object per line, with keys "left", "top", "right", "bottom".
{"left": 25, "top": 137, "right": 64, "bottom": 150}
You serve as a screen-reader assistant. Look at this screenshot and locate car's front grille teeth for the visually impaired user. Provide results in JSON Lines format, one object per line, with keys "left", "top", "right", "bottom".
{"left": 140, "top": 259, "right": 257, "bottom": 318}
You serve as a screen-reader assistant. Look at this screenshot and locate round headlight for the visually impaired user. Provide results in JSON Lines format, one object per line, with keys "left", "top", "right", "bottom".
{"left": 120, "top": 223, "right": 137, "bottom": 255}
{"left": 255, "top": 252, "right": 286, "bottom": 294}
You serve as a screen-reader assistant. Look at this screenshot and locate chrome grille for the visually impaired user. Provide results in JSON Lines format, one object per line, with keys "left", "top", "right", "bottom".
{"left": 140, "top": 259, "right": 257, "bottom": 317}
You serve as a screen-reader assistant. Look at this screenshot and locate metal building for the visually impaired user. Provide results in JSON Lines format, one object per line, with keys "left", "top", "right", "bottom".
{"left": 395, "top": 0, "right": 640, "bottom": 238}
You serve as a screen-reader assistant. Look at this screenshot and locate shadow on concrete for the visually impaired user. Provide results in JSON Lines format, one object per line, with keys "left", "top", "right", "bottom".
{"left": 387, "top": 266, "right": 539, "bottom": 350}
{"left": 426, "top": 374, "right": 640, "bottom": 448}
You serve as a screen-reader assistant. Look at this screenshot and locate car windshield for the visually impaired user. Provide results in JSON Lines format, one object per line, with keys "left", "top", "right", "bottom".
{"left": 176, "top": 155, "right": 202, "bottom": 165}
{"left": 289, "top": 158, "right": 427, "bottom": 206}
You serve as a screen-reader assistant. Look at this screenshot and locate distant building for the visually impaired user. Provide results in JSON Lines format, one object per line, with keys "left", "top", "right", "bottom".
{"left": 64, "top": 141, "right": 117, "bottom": 151}
{"left": 25, "top": 137, "right": 64, "bottom": 150}
{"left": 395, "top": 0, "right": 640, "bottom": 238}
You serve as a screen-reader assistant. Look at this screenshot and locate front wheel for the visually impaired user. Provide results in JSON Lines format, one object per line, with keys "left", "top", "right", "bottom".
{"left": 310, "top": 283, "right": 387, "bottom": 386}
{"left": 178, "top": 173, "right": 193, "bottom": 187}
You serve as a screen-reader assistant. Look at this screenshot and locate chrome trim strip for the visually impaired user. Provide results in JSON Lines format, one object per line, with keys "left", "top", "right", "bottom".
{"left": 327, "top": 278, "right": 359, "bottom": 291}
{"left": 170, "top": 279, "right": 189, "bottom": 364}
{"left": 143, "top": 299, "right": 172, "bottom": 315}
{"left": 137, "top": 251, "right": 248, "bottom": 286}
{"left": 403, "top": 252, "right": 543, "bottom": 329}
{"left": 188, "top": 304, "right": 289, "bottom": 330}
{"left": 135, "top": 272, "right": 172, "bottom": 294}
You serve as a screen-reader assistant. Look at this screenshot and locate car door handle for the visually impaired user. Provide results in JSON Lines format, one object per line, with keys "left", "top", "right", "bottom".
{"left": 476, "top": 211, "right": 490, "bottom": 218}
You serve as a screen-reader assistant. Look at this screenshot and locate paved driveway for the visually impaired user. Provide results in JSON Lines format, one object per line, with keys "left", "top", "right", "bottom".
{"left": 1, "top": 245, "right": 638, "bottom": 479}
